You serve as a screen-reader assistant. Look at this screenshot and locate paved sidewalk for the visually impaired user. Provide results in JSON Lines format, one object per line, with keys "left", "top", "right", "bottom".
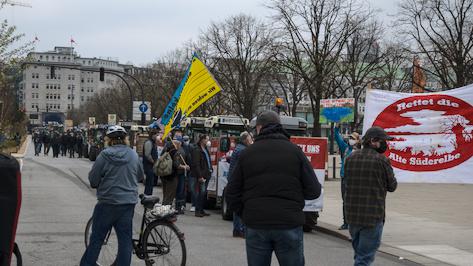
{"left": 318, "top": 180, "right": 473, "bottom": 266}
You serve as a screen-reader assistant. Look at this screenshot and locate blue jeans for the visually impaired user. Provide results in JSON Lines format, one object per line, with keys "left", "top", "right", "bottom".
{"left": 188, "top": 175, "right": 196, "bottom": 207}
{"left": 194, "top": 179, "right": 207, "bottom": 213}
{"left": 175, "top": 173, "right": 186, "bottom": 210}
{"left": 349, "top": 222, "right": 384, "bottom": 266}
{"left": 233, "top": 212, "right": 245, "bottom": 233}
{"left": 80, "top": 203, "right": 135, "bottom": 266}
{"left": 34, "top": 142, "right": 42, "bottom": 155}
{"left": 144, "top": 165, "right": 155, "bottom": 196}
{"left": 246, "top": 226, "right": 304, "bottom": 266}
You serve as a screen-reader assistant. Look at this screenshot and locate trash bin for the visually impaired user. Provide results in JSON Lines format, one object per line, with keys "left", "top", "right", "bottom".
{"left": 0, "top": 153, "right": 21, "bottom": 266}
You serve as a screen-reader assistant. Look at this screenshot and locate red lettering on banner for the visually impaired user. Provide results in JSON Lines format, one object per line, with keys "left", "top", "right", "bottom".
{"left": 373, "top": 94, "right": 473, "bottom": 171}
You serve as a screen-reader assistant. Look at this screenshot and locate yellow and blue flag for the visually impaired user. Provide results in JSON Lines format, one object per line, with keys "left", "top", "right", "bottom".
{"left": 161, "top": 55, "right": 221, "bottom": 139}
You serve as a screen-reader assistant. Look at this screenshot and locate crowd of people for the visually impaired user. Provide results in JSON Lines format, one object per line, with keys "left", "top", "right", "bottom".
{"left": 35, "top": 111, "right": 397, "bottom": 266}
{"left": 32, "top": 129, "right": 85, "bottom": 158}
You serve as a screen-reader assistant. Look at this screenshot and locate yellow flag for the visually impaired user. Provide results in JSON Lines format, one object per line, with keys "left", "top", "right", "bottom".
{"left": 162, "top": 56, "right": 221, "bottom": 139}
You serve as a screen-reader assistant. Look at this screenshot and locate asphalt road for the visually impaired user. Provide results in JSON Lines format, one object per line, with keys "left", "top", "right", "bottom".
{"left": 15, "top": 144, "right": 416, "bottom": 266}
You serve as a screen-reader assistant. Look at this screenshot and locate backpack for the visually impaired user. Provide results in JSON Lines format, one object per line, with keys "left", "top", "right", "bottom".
{"left": 154, "top": 151, "right": 173, "bottom": 176}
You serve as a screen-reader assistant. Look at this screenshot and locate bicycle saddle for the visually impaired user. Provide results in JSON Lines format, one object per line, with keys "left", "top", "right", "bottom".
{"left": 139, "top": 194, "right": 160, "bottom": 209}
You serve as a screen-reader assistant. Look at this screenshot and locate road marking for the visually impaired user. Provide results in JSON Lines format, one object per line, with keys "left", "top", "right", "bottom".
{"left": 399, "top": 245, "right": 473, "bottom": 266}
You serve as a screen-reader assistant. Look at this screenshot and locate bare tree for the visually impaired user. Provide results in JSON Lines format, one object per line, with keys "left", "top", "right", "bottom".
{"left": 268, "top": 0, "right": 366, "bottom": 136}
{"left": 398, "top": 0, "right": 473, "bottom": 88}
{"left": 337, "top": 19, "right": 385, "bottom": 130}
{"left": 198, "top": 14, "right": 277, "bottom": 119}
{"left": 376, "top": 42, "right": 412, "bottom": 92}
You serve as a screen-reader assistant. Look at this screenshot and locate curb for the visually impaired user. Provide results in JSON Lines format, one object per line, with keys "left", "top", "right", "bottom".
{"left": 315, "top": 221, "right": 453, "bottom": 266}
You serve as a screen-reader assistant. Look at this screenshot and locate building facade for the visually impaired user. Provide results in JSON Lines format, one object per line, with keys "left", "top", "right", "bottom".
{"left": 20, "top": 46, "right": 132, "bottom": 125}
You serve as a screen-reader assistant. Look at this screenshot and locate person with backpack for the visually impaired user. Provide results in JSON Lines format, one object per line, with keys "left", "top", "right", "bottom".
{"left": 159, "top": 140, "right": 188, "bottom": 206}
{"left": 80, "top": 125, "right": 143, "bottom": 266}
{"left": 143, "top": 129, "right": 158, "bottom": 195}
{"left": 335, "top": 125, "right": 361, "bottom": 230}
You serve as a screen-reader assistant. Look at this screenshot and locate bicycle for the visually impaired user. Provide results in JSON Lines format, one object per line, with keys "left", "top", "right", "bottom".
{"left": 84, "top": 194, "right": 186, "bottom": 266}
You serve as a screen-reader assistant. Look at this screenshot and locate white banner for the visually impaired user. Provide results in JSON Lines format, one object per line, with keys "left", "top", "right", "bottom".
{"left": 363, "top": 85, "right": 473, "bottom": 183}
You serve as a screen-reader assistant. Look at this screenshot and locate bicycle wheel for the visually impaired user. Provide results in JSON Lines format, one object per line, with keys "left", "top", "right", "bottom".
{"left": 142, "top": 220, "right": 186, "bottom": 266}
{"left": 84, "top": 217, "right": 118, "bottom": 266}
{"left": 11, "top": 242, "right": 22, "bottom": 266}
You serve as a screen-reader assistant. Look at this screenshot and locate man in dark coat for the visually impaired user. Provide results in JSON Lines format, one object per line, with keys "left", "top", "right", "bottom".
{"left": 42, "top": 132, "right": 51, "bottom": 156}
{"left": 60, "top": 133, "right": 67, "bottom": 156}
{"left": 51, "top": 132, "right": 61, "bottom": 158}
{"left": 191, "top": 134, "right": 212, "bottom": 218}
{"left": 226, "top": 111, "right": 321, "bottom": 266}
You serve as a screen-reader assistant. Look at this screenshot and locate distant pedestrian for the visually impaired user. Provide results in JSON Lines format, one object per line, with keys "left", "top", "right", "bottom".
{"left": 191, "top": 134, "right": 212, "bottom": 218}
{"left": 181, "top": 135, "right": 196, "bottom": 211}
{"left": 33, "top": 131, "right": 42, "bottom": 156}
{"left": 76, "top": 133, "right": 84, "bottom": 158}
{"left": 42, "top": 132, "right": 51, "bottom": 156}
{"left": 80, "top": 125, "right": 143, "bottom": 266}
{"left": 227, "top": 131, "right": 253, "bottom": 238}
{"left": 51, "top": 133, "right": 61, "bottom": 158}
{"left": 226, "top": 111, "right": 321, "bottom": 266}
{"left": 60, "top": 133, "right": 67, "bottom": 156}
{"left": 334, "top": 125, "right": 361, "bottom": 230}
{"left": 344, "top": 126, "right": 397, "bottom": 266}
{"left": 143, "top": 129, "right": 158, "bottom": 195}
{"left": 68, "top": 133, "right": 75, "bottom": 158}
{"left": 173, "top": 137, "right": 189, "bottom": 214}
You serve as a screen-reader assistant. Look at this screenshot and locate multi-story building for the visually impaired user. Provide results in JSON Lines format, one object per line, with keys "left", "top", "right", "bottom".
{"left": 20, "top": 46, "right": 132, "bottom": 125}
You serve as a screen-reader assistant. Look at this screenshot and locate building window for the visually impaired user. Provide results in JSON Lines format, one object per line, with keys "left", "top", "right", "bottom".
{"left": 81, "top": 96, "right": 84, "bottom": 101}
{"left": 68, "top": 104, "right": 71, "bottom": 110}
{"left": 68, "top": 95, "right": 71, "bottom": 100}
{"left": 58, "top": 94, "right": 61, "bottom": 99}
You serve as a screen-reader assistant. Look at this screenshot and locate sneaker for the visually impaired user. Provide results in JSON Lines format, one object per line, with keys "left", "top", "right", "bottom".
{"left": 190, "top": 206, "right": 195, "bottom": 212}
{"left": 338, "top": 224, "right": 348, "bottom": 230}
{"left": 202, "top": 211, "right": 211, "bottom": 216}
{"left": 195, "top": 212, "right": 204, "bottom": 218}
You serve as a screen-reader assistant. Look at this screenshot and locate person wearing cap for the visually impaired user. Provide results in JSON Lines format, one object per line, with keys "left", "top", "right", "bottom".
{"left": 334, "top": 126, "right": 361, "bottom": 230}
{"left": 226, "top": 110, "right": 321, "bottom": 266}
{"left": 344, "top": 126, "right": 398, "bottom": 266}
{"left": 80, "top": 125, "right": 144, "bottom": 266}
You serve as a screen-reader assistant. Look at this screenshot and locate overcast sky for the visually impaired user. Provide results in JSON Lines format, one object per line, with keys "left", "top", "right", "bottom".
{"left": 2, "top": 0, "right": 399, "bottom": 66}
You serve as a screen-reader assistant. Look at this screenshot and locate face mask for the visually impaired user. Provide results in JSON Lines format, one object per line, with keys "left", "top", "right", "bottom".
{"left": 348, "top": 139, "right": 357, "bottom": 146}
{"left": 375, "top": 140, "right": 388, "bottom": 154}
{"left": 206, "top": 141, "right": 212, "bottom": 148}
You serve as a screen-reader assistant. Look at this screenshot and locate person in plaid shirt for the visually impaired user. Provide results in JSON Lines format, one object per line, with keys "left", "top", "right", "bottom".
{"left": 344, "top": 126, "right": 398, "bottom": 266}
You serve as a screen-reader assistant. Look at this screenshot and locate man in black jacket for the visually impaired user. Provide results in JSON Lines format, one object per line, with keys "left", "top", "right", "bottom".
{"left": 191, "top": 134, "right": 212, "bottom": 218}
{"left": 226, "top": 111, "right": 321, "bottom": 266}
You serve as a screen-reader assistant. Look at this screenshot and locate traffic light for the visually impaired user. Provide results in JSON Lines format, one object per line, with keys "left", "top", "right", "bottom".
{"left": 50, "top": 66, "right": 55, "bottom": 79}
{"left": 99, "top": 67, "right": 105, "bottom": 81}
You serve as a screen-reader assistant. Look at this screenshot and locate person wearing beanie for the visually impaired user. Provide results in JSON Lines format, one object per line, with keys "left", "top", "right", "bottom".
{"left": 226, "top": 110, "right": 321, "bottom": 266}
